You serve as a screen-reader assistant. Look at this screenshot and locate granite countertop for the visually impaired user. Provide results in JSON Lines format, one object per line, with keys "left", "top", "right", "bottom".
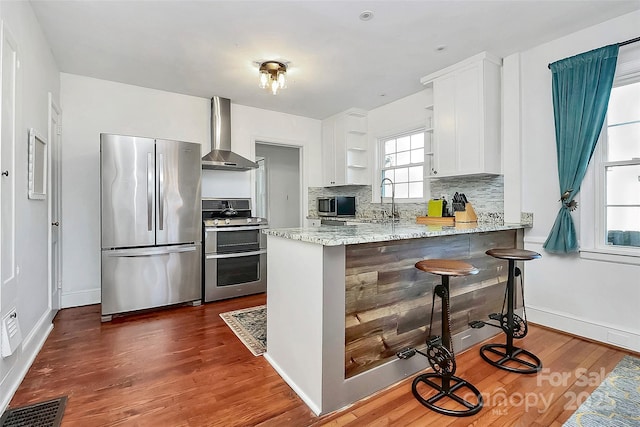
{"left": 263, "top": 221, "right": 531, "bottom": 246}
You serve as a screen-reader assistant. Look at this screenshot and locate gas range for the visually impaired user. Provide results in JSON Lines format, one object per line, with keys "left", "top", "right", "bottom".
{"left": 201, "top": 197, "right": 268, "bottom": 302}
{"left": 202, "top": 198, "right": 268, "bottom": 228}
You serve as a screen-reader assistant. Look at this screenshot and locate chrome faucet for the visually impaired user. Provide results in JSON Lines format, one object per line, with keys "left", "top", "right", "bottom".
{"left": 380, "top": 177, "right": 397, "bottom": 222}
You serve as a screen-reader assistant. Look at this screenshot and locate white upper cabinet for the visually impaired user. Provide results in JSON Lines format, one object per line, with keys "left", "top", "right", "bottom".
{"left": 421, "top": 52, "right": 502, "bottom": 178}
{"left": 322, "top": 108, "right": 369, "bottom": 186}
{"left": 321, "top": 117, "right": 337, "bottom": 185}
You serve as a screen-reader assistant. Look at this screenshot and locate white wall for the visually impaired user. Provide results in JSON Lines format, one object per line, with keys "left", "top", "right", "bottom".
{"left": 509, "top": 10, "right": 640, "bottom": 352}
{"left": 59, "top": 73, "right": 210, "bottom": 308}
{"left": 0, "top": 0, "right": 60, "bottom": 413}
{"left": 367, "top": 89, "right": 432, "bottom": 201}
{"left": 59, "top": 74, "right": 321, "bottom": 308}
{"left": 238, "top": 104, "right": 322, "bottom": 225}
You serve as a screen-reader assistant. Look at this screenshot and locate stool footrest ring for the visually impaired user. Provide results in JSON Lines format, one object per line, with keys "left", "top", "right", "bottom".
{"left": 412, "top": 373, "right": 483, "bottom": 417}
{"left": 479, "top": 343, "right": 542, "bottom": 374}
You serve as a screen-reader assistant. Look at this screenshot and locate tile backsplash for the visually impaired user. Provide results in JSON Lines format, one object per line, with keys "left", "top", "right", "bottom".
{"left": 431, "top": 175, "right": 504, "bottom": 217}
{"left": 308, "top": 175, "right": 505, "bottom": 221}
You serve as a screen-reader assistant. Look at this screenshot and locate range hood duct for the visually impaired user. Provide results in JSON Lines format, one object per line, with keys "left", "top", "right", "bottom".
{"left": 202, "top": 96, "right": 258, "bottom": 170}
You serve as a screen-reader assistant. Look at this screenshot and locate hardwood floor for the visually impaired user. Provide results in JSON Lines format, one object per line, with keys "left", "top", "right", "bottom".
{"left": 9, "top": 294, "right": 632, "bottom": 426}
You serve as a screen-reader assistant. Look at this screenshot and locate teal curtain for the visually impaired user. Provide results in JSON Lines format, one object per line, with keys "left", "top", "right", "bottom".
{"left": 543, "top": 45, "right": 619, "bottom": 253}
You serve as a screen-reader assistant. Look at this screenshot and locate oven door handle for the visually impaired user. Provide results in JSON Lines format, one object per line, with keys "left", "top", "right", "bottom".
{"left": 205, "top": 249, "right": 266, "bottom": 260}
{"left": 205, "top": 225, "right": 269, "bottom": 232}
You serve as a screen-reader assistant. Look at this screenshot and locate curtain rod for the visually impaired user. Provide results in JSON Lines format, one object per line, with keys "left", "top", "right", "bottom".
{"left": 547, "top": 36, "right": 640, "bottom": 69}
{"left": 619, "top": 36, "right": 640, "bottom": 47}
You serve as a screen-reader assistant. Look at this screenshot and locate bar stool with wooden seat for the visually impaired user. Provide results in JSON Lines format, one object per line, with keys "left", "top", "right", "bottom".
{"left": 478, "top": 248, "right": 542, "bottom": 374}
{"left": 397, "top": 259, "right": 483, "bottom": 417}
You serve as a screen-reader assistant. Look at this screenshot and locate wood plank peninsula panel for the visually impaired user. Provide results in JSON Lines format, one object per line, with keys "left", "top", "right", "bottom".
{"left": 344, "top": 230, "right": 518, "bottom": 378}
{"left": 264, "top": 222, "right": 530, "bottom": 414}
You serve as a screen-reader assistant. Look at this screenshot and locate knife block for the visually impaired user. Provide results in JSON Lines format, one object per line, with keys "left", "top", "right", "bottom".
{"left": 454, "top": 203, "right": 477, "bottom": 223}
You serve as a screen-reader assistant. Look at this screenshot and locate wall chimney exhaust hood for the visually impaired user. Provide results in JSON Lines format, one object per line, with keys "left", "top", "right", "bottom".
{"left": 202, "top": 96, "right": 258, "bottom": 170}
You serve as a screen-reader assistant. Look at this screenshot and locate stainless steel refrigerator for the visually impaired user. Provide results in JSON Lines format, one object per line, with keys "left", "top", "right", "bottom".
{"left": 100, "top": 134, "right": 202, "bottom": 321}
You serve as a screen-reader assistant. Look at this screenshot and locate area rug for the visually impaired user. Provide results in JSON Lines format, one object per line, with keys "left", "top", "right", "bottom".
{"left": 219, "top": 305, "right": 266, "bottom": 356}
{"left": 563, "top": 355, "right": 640, "bottom": 426}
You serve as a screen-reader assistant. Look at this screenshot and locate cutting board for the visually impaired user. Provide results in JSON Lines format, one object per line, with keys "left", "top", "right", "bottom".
{"left": 416, "top": 216, "right": 455, "bottom": 226}
{"left": 427, "top": 199, "right": 445, "bottom": 217}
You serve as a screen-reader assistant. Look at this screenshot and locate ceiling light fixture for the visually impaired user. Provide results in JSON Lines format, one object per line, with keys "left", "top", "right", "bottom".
{"left": 258, "top": 61, "right": 287, "bottom": 95}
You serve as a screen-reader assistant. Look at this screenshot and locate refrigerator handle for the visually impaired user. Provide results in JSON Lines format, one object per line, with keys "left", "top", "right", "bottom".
{"left": 147, "top": 152, "right": 154, "bottom": 231}
{"left": 104, "top": 245, "right": 198, "bottom": 257}
{"left": 158, "top": 153, "right": 164, "bottom": 230}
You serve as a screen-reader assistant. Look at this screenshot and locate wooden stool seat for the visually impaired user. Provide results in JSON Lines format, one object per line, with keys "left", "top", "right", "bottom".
{"left": 486, "top": 248, "right": 541, "bottom": 261}
{"left": 415, "top": 259, "right": 479, "bottom": 276}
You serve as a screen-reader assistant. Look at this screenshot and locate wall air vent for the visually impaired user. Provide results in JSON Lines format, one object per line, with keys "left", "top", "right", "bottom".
{"left": 1, "top": 308, "right": 23, "bottom": 358}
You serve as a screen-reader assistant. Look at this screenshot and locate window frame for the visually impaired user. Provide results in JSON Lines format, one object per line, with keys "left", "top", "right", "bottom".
{"left": 378, "top": 127, "right": 428, "bottom": 203}
{"left": 580, "top": 46, "right": 640, "bottom": 265}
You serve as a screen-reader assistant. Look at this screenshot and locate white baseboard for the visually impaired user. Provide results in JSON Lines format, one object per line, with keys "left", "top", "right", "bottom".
{"left": 264, "top": 352, "right": 322, "bottom": 416}
{"left": 527, "top": 305, "right": 640, "bottom": 353}
{"left": 21, "top": 309, "right": 53, "bottom": 353}
{"left": 61, "top": 288, "right": 100, "bottom": 308}
{"left": 0, "top": 317, "right": 53, "bottom": 413}
{"left": 523, "top": 236, "right": 547, "bottom": 245}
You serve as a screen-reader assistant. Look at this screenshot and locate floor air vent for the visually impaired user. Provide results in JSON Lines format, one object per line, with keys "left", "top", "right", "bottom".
{"left": 0, "top": 396, "right": 67, "bottom": 427}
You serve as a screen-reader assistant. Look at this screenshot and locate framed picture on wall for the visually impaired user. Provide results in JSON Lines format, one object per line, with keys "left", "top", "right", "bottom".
{"left": 28, "top": 128, "right": 47, "bottom": 200}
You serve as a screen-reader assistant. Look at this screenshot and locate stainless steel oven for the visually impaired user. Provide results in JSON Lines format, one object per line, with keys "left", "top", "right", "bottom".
{"left": 202, "top": 198, "right": 268, "bottom": 302}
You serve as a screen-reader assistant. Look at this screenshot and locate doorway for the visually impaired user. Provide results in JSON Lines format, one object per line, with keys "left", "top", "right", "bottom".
{"left": 48, "top": 93, "right": 62, "bottom": 312}
{"left": 255, "top": 143, "right": 301, "bottom": 228}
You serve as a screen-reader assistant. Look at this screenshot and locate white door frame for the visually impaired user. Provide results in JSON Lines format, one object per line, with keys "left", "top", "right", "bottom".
{"left": 0, "top": 21, "right": 19, "bottom": 314}
{"left": 255, "top": 157, "right": 268, "bottom": 219}
{"left": 252, "top": 138, "right": 304, "bottom": 227}
{"left": 47, "top": 92, "right": 62, "bottom": 314}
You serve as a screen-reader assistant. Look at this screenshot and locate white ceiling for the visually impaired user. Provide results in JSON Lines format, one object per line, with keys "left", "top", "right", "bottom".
{"left": 30, "top": 0, "right": 640, "bottom": 120}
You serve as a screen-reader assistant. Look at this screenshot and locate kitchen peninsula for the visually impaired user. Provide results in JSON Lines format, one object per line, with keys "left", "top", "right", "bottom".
{"left": 263, "top": 221, "right": 531, "bottom": 415}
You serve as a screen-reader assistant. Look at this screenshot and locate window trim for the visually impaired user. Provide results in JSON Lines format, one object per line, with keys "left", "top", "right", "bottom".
{"left": 378, "top": 127, "right": 428, "bottom": 203}
{"left": 580, "top": 53, "right": 640, "bottom": 265}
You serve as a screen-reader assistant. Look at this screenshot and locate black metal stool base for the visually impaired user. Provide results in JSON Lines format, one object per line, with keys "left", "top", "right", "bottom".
{"left": 480, "top": 343, "right": 542, "bottom": 374}
{"left": 412, "top": 373, "right": 483, "bottom": 417}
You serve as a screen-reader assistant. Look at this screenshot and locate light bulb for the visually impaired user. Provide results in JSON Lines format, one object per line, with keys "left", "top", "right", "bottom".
{"left": 271, "top": 78, "right": 279, "bottom": 95}
{"left": 259, "top": 70, "right": 269, "bottom": 88}
{"left": 277, "top": 70, "right": 286, "bottom": 88}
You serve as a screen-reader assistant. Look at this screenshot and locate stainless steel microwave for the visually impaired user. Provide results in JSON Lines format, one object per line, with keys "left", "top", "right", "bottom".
{"left": 317, "top": 196, "right": 356, "bottom": 217}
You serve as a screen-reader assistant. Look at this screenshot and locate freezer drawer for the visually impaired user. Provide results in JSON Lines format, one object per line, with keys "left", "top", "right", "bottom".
{"left": 101, "top": 244, "right": 201, "bottom": 316}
